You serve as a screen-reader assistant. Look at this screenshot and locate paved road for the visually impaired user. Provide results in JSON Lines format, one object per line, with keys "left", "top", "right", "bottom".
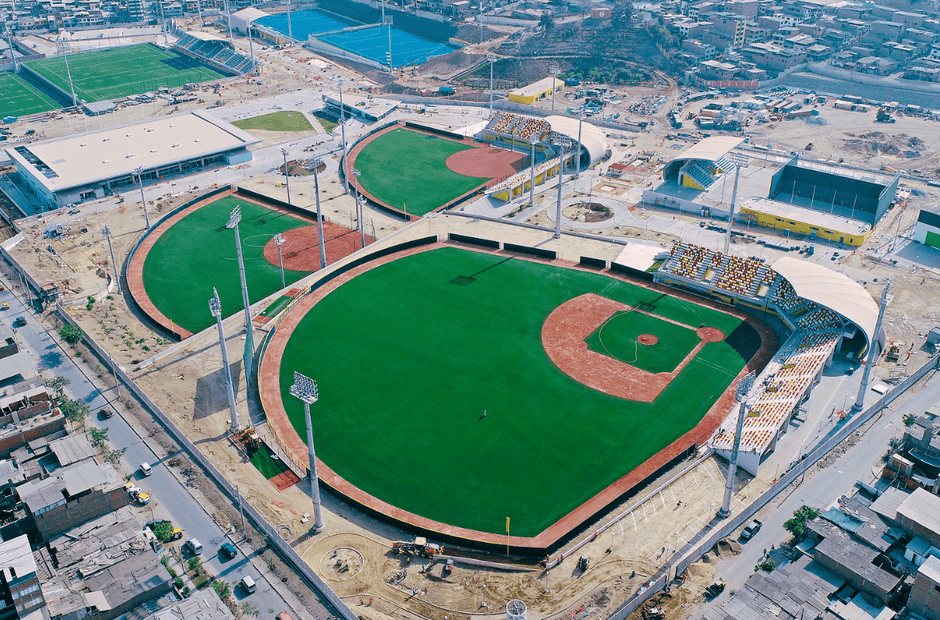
{"left": 0, "top": 279, "right": 307, "bottom": 619}
{"left": 696, "top": 367, "right": 939, "bottom": 616}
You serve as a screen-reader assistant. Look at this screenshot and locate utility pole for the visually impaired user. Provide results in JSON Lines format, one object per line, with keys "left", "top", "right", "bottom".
{"left": 553, "top": 140, "right": 567, "bottom": 239}
{"left": 101, "top": 226, "right": 121, "bottom": 295}
{"left": 723, "top": 154, "right": 749, "bottom": 255}
{"left": 549, "top": 64, "right": 559, "bottom": 115}
{"left": 488, "top": 53, "right": 496, "bottom": 119}
{"left": 225, "top": 206, "right": 255, "bottom": 374}
{"left": 352, "top": 168, "right": 365, "bottom": 249}
{"left": 290, "top": 372, "right": 325, "bottom": 533}
{"left": 281, "top": 148, "right": 291, "bottom": 204}
{"left": 209, "top": 287, "right": 240, "bottom": 430}
{"left": 286, "top": 0, "right": 293, "bottom": 46}
{"left": 718, "top": 371, "right": 755, "bottom": 518}
{"left": 311, "top": 155, "right": 327, "bottom": 269}
{"left": 854, "top": 281, "right": 890, "bottom": 411}
{"left": 134, "top": 166, "right": 150, "bottom": 229}
{"left": 575, "top": 112, "right": 583, "bottom": 178}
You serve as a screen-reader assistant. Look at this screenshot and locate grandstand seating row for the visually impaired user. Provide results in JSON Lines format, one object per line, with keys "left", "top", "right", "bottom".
{"left": 486, "top": 112, "right": 551, "bottom": 142}
{"left": 174, "top": 34, "right": 254, "bottom": 74}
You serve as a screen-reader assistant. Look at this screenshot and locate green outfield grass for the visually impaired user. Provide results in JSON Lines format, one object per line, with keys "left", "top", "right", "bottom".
{"left": 277, "top": 248, "right": 750, "bottom": 537}
{"left": 142, "top": 197, "right": 312, "bottom": 334}
{"left": 250, "top": 444, "right": 290, "bottom": 479}
{"left": 25, "top": 44, "right": 225, "bottom": 103}
{"left": 585, "top": 311, "right": 701, "bottom": 374}
{"left": 354, "top": 128, "right": 490, "bottom": 216}
{"left": 0, "top": 73, "right": 60, "bottom": 117}
{"left": 233, "top": 111, "right": 313, "bottom": 132}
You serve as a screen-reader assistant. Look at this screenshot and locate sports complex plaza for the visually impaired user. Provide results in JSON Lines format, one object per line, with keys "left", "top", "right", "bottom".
{"left": 2, "top": 80, "right": 898, "bottom": 552}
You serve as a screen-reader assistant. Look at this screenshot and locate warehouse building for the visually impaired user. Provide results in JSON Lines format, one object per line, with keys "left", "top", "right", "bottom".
{"left": 507, "top": 77, "right": 563, "bottom": 105}
{"left": 5, "top": 111, "right": 258, "bottom": 210}
{"left": 914, "top": 208, "right": 940, "bottom": 249}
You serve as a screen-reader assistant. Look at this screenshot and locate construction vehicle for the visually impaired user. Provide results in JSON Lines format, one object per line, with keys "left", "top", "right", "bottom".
{"left": 441, "top": 559, "right": 454, "bottom": 577}
{"left": 886, "top": 340, "right": 901, "bottom": 362}
{"left": 391, "top": 537, "right": 442, "bottom": 558}
{"left": 876, "top": 108, "right": 896, "bottom": 123}
{"left": 577, "top": 556, "right": 589, "bottom": 571}
{"left": 704, "top": 579, "right": 726, "bottom": 599}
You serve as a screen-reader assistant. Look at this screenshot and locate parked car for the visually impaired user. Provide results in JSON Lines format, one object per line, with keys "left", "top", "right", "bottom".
{"left": 139, "top": 462, "right": 153, "bottom": 476}
{"left": 220, "top": 542, "right": 237, "bottom": 558}
{"left": 240, "top": 575, "right": 256, "bottom": 594}
{"left": 183, "top": 539, "right": 203, "bottom": 555}
{"left": 741, "top": 519, "right": 762, "bottom": 541}
{"left": 100, "top": 407, "right": 114, "bottom": 419}
{"left": 13, "top": 316, "right": 26, "bottom": 327}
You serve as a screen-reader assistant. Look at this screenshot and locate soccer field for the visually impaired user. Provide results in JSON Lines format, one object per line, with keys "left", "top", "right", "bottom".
{"left": 354, "top": 128, "right": 490, "bottom": 216}
{"left": 0, "top": 73, "right": 60, "bottom": 117}
{"left": 275, "top": 248, "right": 755, "bottom": 537}
{"left": 25, "top": 44, "right": 225, "bottom": 103}
{"left": 142, "top": 197, "right": 313, "bottom": 334}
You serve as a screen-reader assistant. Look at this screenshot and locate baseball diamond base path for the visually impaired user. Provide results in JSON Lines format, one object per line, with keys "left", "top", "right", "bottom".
{"left": 542, "top": 294, "right": 723, "bottom": 403}
{"left": 258, "top": 242, "right": 778, "bottom": 552}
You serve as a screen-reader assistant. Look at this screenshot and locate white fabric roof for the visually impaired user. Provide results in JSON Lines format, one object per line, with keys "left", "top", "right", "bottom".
{"left": 673, "top": 135, "right": 743, "bottom": 163}
{"left": 545, "top": 115, "right": 607, "bottom": 165}
{"left": 772, "top": 256, "right": 878, "bottom": 349}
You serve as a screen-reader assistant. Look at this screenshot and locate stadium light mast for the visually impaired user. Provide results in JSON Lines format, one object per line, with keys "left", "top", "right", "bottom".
{"left": 101, "top": 226, "right": 121, "bottom": 295}
{"left": 575, "top": 111, "right": 584, "bottom": 178}
{"left": 224, "top": 0, "right": 234, "bottom": 42}
{"left": 487, "top": 53, "right": 496, "bottom": 119}
{"left": 281, "top": 148, "right": 291, "bottom": 204}
{"left": 134, "top": 166, "right": 151, "bottom": 229}
{"left": 247, "top": 24, "right": 256, "bottom": 74}
{"left": 286, "top": 0, "right": 293, "bottom": 47}
{"left": 5, "top": 23, "right": 17, "bottom": 72}
{"left": 339, "top": 80, "right": 349, "bottom": 194}
{"left": 209, "top": 288, "right": 240, "bottom": 431}
{"left": 352, "top": 168, "right": 365, "bottom": 249}
{"left": 528, "top": 137, "right": 537, "bottom": 206}
{"left": 385, "top": 14, "right": 393, "bottom": 73}
{"left": 225, "top": 206, "right": 255, "bottom": 374}
{"left": 853, "top": 280, "right": 890, "bottom": 411}
{"left": 290, "top": 371, "right": 325, "bottom": 533}
{"left": 718, "top": 370, "right": 756, "bottom": 518}
{"left": 553, "top": 138, "right": 569, "bottom": 239}
{"left": 723, "top": 153, "right": 749, "bottom": 255}
{"left": 549, "top": 64, "right": 560, "bottom": 115}
{"left": 56, "top": 35, "right": 78, "bottom": 107}
{"left": 196, "top": 0, "right": 203, "bottom": 29}
{"left": 273, "top": 233, "right": 286, "bottom": 289}
{"left": 310, "top": 155, "right": 327, "bottom": 269}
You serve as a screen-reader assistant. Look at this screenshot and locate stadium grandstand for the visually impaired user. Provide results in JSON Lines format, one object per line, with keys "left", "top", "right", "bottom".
{"left": 645, "top": 137, "right": 899, "bottom": 246}
{"left": 173, "top": 32, "right": 256, "bottom": 75}
{"left": 656, "top": 245, "right": 880, "bottom": 474}
{"left": 482, "top": 112, "right": 607, "bottom": 172}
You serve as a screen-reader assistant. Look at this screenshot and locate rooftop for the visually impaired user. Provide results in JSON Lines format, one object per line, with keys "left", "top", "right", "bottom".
{"left": 510, "top": 77, "right": 561, "bottom": 98}
{"left": 815, "top": 537, "right": 901, "bottom": 593}
{"left": 6, "top": 111, "right": 259, "bottom": 193}
{"left": 741, "top": 196, "right": 871, "bottom": 236}
{"left": 0, "top": 535, "right": 37, "bottom": 582}
{"left": 918, "top": 554, "right": 940, "bottom": 585}
{"left": 896, "top": 488, "right": 940, "bottom": 536}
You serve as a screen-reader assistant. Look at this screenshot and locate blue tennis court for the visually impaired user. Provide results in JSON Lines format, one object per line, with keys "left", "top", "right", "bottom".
{"left": 255, "top": 10, "right": 351, "bottom": 41}
{"left": 318, "top": 25, "right": 456, "bottom": 68}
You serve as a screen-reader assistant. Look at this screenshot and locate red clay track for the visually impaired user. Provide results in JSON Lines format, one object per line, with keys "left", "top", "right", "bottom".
{"left": 258, "top": 242, "right": 778, "bottom": 552}
{"left": 261, "top": 224, "right": 373, "bottom": 271}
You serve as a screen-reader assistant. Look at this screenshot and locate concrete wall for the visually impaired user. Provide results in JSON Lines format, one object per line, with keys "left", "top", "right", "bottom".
{"left": 909, "top": 566, "right": 940, "bottom": 619}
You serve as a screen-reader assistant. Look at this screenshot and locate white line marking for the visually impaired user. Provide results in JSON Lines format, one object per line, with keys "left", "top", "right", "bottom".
{"left": 660, "top": 491, "right": 667, "bottom": 509}
{"left": 632, "top": 513, "right": 637, "bottom": 530}
{"left": 670, "top": 487, "right": 677, "bottom": 503}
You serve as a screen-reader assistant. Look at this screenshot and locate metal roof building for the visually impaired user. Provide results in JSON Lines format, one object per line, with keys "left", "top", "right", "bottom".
{"left": 6, "top": 111, "right": 259, "bottom": 210}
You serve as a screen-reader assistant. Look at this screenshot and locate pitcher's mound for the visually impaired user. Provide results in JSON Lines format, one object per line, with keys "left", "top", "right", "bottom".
{"left": 638, "top": 334, "right": 659, "bottom": 346}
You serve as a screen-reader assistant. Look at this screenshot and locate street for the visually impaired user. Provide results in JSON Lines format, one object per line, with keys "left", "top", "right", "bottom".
{"left": 0, "top": 277, "right": 313, "bottom": 619}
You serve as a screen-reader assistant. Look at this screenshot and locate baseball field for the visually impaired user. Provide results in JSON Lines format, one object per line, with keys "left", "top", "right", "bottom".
{"left": 267, "top": 247, "right": 761, "bottom": 538}
{"left": 25, "top": 44, "right": 225, "bottom": 103}
{"left": 351, "top": 127, "right": 523, "bottom": 217}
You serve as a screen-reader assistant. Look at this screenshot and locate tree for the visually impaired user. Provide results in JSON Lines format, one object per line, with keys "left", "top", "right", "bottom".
{"left": 44, "top": 376, "right": 71, "bottom": 398}
{"left": 211, "top": 579, "right": 231, "bottom": 601}
{"left": 783, "top": 505, "right": 819, "bottom": 541}
{"left": 90, "top": 427, "right": 109, "bottom": 448}
{"left": 58, "top": 397, "right": 90, "bottom": 426}
{"left": 612, "top": 0, "right": 634, "bottom": 33}
{"left": 540, "top": 13, "right": 555, "bottom": 35}
{"left": 903, "top": 413, "right": 916, "bottom": 427}
{"left": 59, "top": 325, "right": 84, "bottom": 345}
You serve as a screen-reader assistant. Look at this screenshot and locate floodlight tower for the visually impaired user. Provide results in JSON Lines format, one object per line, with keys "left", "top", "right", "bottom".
{"left": 209, "top": 288, "right": 240, "bottom": 430}
{"left": 718, "top": 370, "right": 756, "bottom": 518}
{"left": 290, "top": 372, "right": 325, "bottom": 532}
{"left": 384, "top": 14, "right": 393, "bottom": 72}
{"left": 134, "top": 166, "right": 151, "bottom": 229}
{"left": 4, "top": 23, "right": 18, "bottom": 72}
{"left": 528, "top": 137, "right": 537, "bottom": 206}
{"left": 549, "top": 64, "right": 560, "bottom": 115}
{"left": 575, "top": 111, "right": 584, "bottom": 178}
{"left": 273, "top": 233, "right": 286, "bottom": 289}
{"left": 196, "top": 0, "right": 203, "bottom": 29}
{"left": 56, "top": 35, "right": 78, "bottom": 107}
{"left": 339, "top": 80, "right": 349, "bottom": 194}
{"left": 286, "top": 0, "right": 293, "bottom": 46}
{"left": 553, "top": 138, "right": 570, "bottom": 239}
{"left": 225, "top": 206, "right": 255, "bottom": 373}
{"left": 310, "top": 155, "right": 327, "bottom": 269}
{"left": 487, "top": 53, "right": 496, "bottom": 119}
{"left": 223, "top": 0, "right": 234, "bottom": 42}
{"left": 351, "top": 168, "right": 365, "bottom": 248}
{"left": 723, "top": 153, "right": 750, "bottom": 255}
{"left": 853, "top": 281, "right": 890, "bottom": 411}
{"left": 281, "top": 148, "right": 291, "bottom": 205}
{"left": 101, "top": 226, "right": 121, "bottom": 295}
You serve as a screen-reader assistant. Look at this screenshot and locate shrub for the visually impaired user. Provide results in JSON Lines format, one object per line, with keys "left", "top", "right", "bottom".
{"left": 211, "top": 579, "right": 231, "bottom": 601}
{"left": 59, "top": 325, "right": 84, "bottom": 344}
{"left": 187, "top": 557, "right": 201, "bottom": 571}
{"left": 152, "top": 521, "right": 176, "bottom": 544}
{"left": 783, "top": 505, "right": 819, "bottom": 541}
{"left": 173, "top": 577, "right": 184, "bottom": 589}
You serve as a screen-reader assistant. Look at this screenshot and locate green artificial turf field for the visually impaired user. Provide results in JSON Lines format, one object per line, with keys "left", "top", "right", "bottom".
{"left": 353, "top": 128, "right": 490, "bottom": 216}
{"left": 0, "top": 73, "right": 60, "bottom": 117}
{"left": 25, "top": 44, "right": 224, "bottom": 103}
{"left": 233, "top": 111, "right": 313, "bottom": 132}
{"left": 142, "top": 197, "right": 312, "bottom": 334}
{"left": 250, "top": 444, "right": 291, "bottom": 479}
{"left": 584, "top": 311, "right": 701, "bottom": 374}
{"left": 277, "top": 247, "right": 751, "bottom": 537}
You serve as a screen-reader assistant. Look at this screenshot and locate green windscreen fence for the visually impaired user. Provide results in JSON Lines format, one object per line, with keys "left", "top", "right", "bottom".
{"left": 926, "top": 230, "right": 940, "bottom": 249}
